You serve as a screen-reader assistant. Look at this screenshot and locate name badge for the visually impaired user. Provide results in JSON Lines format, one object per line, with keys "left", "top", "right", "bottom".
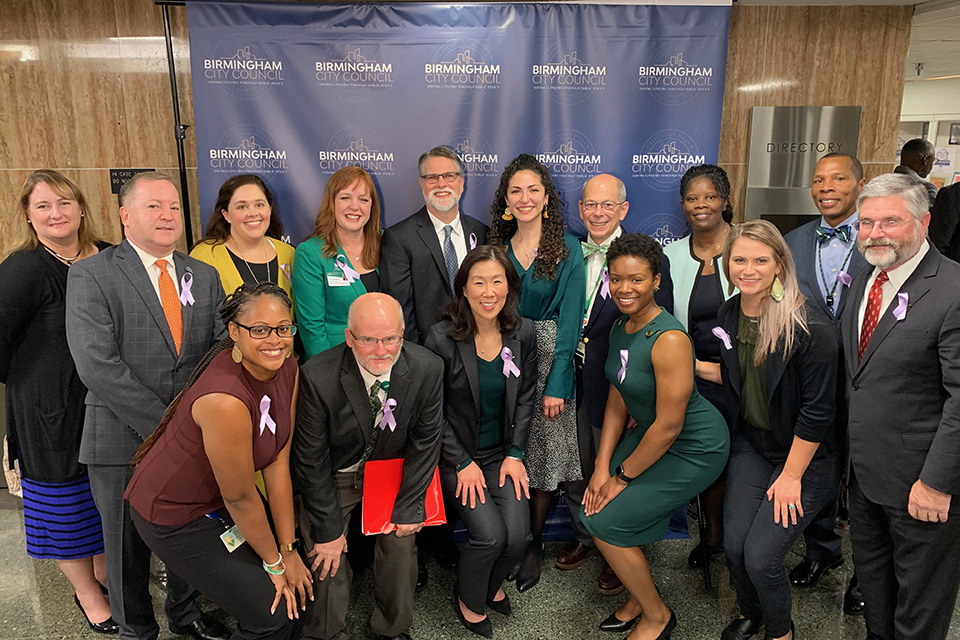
{"left": 327, "top": 273, "right": 350, "bottom": 287}
{"left": 220, "top": 525, "right": 246, "bottom": 553}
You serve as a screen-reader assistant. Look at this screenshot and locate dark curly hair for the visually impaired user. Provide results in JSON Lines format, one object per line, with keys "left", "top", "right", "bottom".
{"left": 194, "top": 174, "right": 284, "bottom": 249}
{"left": 680, "top": 164, "right": 734, "bottom": 224}
{"left": 440, "top": 245, "right": 523, "bottom": 341}
{"left": 488, "top": 154, "right": 569, "bottom": 280}
{"left": 606, "top": 233, "right": 664, "bottom": 277}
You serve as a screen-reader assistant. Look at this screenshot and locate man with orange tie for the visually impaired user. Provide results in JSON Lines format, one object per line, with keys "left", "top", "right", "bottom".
{"left": 67, "top": 172, "right": 227, "bottom": 640}
{"left": 842, "top": 173, "right": 960, "bottom": 640}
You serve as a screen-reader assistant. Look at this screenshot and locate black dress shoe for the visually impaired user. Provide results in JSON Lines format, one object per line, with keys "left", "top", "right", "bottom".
{"left": 169, "top": 615, "right": 231, "bottom": 640}
{"left": 454, "top": 587, "right": 493, "bottom": 638}
{"left": 843, "top": 575, "right": 865, "bottom": 615}
{"left": 505, "top": 561, "right": 519, "bottom": 582}
{"left": 515, "top": 543, "right": 543, "bottom": 593}
{"left": 687, "top": 540, "right": 723, "bottom": 568}
{"left": 598, "top": 610, "right": 641, "bottom": 632}
{"left": 486, "top": 593, "right": 512, "bottom": 616}
{"left": 720, "top": 616, "right": 763, "bottom": 640}
{"left": 73, "top": 594, "right": 119, "bottom": 634}
{"left": 436, "top": 544, "right": 460, "bottom": 570}
{"left": 788, "top": 555, "right": 844, "bottom": 587}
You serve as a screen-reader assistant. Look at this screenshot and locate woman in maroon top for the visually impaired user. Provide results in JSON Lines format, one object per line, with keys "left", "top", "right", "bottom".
{"left": 125, "top": 282, "right": 312, "bottom": 639}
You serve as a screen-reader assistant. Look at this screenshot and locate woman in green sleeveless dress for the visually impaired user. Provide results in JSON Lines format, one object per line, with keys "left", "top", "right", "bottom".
{"left": 582, "top": 234, "right": 729, "bottom": 640}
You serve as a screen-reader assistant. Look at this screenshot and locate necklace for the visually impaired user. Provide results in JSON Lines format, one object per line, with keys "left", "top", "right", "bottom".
{"left": 40, "top": 242, "right": 82, "bottom": 265}
{"left": 230, "top": 239, "right": 273, "bottom": 284}
{"left": 514, "top": 231, "right": 540, "bottom": 261}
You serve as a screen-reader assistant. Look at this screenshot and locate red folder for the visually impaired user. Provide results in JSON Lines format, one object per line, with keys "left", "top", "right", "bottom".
{"left": 361, "top": 459, "right": 446, "bottom": 536}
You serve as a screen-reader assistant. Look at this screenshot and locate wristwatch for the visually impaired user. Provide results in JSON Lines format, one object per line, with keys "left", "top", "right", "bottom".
{"left": 615, "top": 464, "right": 636, "bottom": 484}
{"left": 279, "top": 540, "right": 299, "bottom": 552}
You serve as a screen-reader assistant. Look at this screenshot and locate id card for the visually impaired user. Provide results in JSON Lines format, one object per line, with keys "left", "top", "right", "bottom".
{"left": 326, "top": 273, "right": 350, "bottom": 287}
{"left": 220, "top": 525, "right": 246, "bottom": 553}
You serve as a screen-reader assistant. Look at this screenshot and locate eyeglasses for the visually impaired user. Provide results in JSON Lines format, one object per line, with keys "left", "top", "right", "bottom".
{"left": 419, "top": 172, "right": 462, "bottom": 185}
{"left": 581, "top": 200, "right": 624, "bottom": 213}
{"left": 234, "top": 322, "right": 297, "bottom": 339}
{"left": 349, "top": 330, "right": 403, "bottom": 347}
{"left": 853, "top": 218, "right": 912, "bottom": 233}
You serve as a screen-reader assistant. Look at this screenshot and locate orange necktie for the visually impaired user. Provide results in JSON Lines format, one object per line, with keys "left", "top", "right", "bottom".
{"left": 155, "top": 259, "right": 183, "bottom": 354}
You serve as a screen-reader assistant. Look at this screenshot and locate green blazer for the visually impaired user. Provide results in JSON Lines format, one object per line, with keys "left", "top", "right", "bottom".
{"left": 292, "top": 236, "right": 372, "bottom": 360}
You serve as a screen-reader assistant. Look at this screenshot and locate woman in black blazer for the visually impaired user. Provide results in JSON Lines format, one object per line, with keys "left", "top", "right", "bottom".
{"left": 717, "top": 220, "right": 842, "bottom": 640}
{"left": 424, "top": 245, "right": 536, "bottom": 638}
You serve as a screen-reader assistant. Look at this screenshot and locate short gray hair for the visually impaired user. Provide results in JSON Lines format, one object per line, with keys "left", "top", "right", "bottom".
{"left": 580, "top": 174, "right": 626, "bottom": 203}
{"left": 418, "top": 146, "right": 463, "bottom": 177}
{"left": 346, "top": 294, "right": 405, "bottom": 333}
{"left": 119, "top": 171, "right": 176, "bottom": 208}
{"left": 856, "top": 173, "right": 930, "bottom": 220}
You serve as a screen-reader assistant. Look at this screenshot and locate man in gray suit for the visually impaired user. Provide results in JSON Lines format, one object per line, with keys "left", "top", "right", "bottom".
{"left": 842, "top": 173, "right": 960, "bottom": 640}
{"left": 293, "top": 293, "right": 443, "bottom": 640}
{"left": 67, "top": 172, "right": 227, "bottom": 640}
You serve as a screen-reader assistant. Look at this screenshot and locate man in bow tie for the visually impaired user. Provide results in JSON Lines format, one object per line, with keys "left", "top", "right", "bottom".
{"left": 293, "top": 293, "right": 444, "bottom": 640}
{"left": 554, "top": 173, "right": 673, "bottom": 595}
{"left": 784, "top": 153, "right": 868, "bottom": 613}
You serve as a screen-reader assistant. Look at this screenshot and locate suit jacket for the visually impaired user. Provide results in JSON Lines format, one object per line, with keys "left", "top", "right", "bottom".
{"left": 841, "top": 244, "right": 960, "bottom": 508}
{"left": 930, "top": 182, "right": 960, "bottom": 263}
{"left": 380, "top": 207, "right": 489, "bottom": 344}
{"left": 423, "top": 319, "right": 537, "bottom": 469}
{"left": 784, "top": 218, "right": 870, "bottom": 321}
{"left": 291, "top": 236, "right": 372, "bottom": 359}
{"left": 189, "top": 237, "right": 295, "bottom": 299}
{"left": 293, "top": 341, "right": 444, "bottom": 543}
{"left": 894, "top": 165, "right": 939, "bottom": 208}
{"left": 66, "top": 240, "right": 226, "bottom": 465}
{"left": 717, "top": 297, "right": 840, "bottom": 452}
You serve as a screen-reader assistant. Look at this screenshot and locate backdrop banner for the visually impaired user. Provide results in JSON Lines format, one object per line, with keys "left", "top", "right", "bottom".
{"left": 186, "top": 1, "right": 731, "bottom": 244}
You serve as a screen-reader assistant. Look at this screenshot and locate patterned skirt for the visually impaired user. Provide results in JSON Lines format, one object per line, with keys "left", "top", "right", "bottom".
{"left": 21, "top": 475, "right": 105, "bottom": 560}
{"left": 525, "top": 319, "right": 582, "bottom": 491}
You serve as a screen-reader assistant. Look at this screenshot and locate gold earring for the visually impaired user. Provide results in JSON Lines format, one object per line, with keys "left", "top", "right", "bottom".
{"left": 231, "top": 343, "right": 243, "bottom": 363}
{"left": 542, "top": 210, "right": 548, "bottom": 219}
{"left": 502, "top": 208, "right": 514, "bottom": 221}
{"left": 771, "top": 276, "right": 785, "bottom": 302}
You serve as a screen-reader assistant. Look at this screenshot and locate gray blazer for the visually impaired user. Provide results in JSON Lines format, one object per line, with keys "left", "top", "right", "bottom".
{"left": 66, "top": 240, "right": 226, "bottom": 465}
{"left": 841, "top": 244, "right": 960, "bottom": 508}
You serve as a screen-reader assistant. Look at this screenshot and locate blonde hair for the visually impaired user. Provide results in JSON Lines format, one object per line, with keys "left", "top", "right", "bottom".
{"left": 5, "top": 170, "right": 99, "bottom": 260}
{"left": 722, "top": 220, "right": 807, "bottom": 365}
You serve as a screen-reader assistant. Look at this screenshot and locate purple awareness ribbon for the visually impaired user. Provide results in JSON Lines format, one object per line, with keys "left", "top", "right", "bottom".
{"left": 379, "top": 398, "right": 398, "bottom": 431}
{"left": 712, "top": 326, "right": 733, "bottom": 350}
{"left": 258, "top": 395, "right": 276, "bottom": 436}
{"left": 500, "top": 347, "right": 521, "bottom": 378}
{"left": 617, "top": 349, "right": 628, "bottom": 383}
{"left": 336, "top": 255, "right": 360, "bottom": 283}
{"left": 893, "top": 292, "right": 909, "bottom": 321}
{"left": 837, "top": 270, "right": 852, "bottom": 287}
{"left": 280, "top": 263, "right": 292, "bottom": 280}
{"left": 599, "top": 267, "right": 610, "bottom": 299}
{"left": 179, "top": 270, "right": 195, "bottom": 306}
{"left": 469, "top": 233, "right": 478, "bottom": 250}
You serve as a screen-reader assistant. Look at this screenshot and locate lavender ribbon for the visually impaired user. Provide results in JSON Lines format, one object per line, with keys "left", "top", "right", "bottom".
{"left": 335, "top": 255, "right": 360, "bottom": 283}
{"left": 179, "top": 270, "right": 195, "bottom": 306}
{"left": 469, "top": 233, "right": 477, "bottom": 250}
{"left": 500, "top": 347, "right": 521, "bottom": 378}
{"left": 617, "top": 349, "right": 628, "bottom": 383}
{"left": 712, "top": 326, "right": 733, "bottom": 350}
{"left": 894, "top": 292, "right": 909, "bottom": 321}
{"left": 280, "top": 263, "right": 292, "bottom": 280}
{"left": 837, "top": 270, "right": 852, "bottom": 287}
{"left": 258, "top": 395, "right": 276, "bottom": 436}
{"left": 379, "top": 398, "right": 398, "bottom": 431}
{"left": 599, "top": 267, "right": 610, "bottom": 299}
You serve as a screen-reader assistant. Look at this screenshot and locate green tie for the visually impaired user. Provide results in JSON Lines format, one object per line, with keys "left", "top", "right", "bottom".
{"left": 581, "top": 241, "right": 607, "bottom": 260}
{"left": 355, "top": 380, "right": 390, "bottom": 489}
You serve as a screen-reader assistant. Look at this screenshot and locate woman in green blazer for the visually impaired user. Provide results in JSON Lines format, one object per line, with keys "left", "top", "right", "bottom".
{"left": 293, "top": 166, "right": 382, "bottom": 360}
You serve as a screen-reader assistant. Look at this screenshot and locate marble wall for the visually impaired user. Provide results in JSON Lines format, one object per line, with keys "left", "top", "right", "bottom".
{"left": 0, "top": 1, "right": 913, "bottom": 257}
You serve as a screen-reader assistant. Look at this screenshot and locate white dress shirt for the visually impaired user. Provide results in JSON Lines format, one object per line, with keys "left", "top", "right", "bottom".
{"left": 427, "top": 211, "right": 468, "bottom": 266}
{"left": 584, "top": 226, "right": 622, "bottom": 321}
{"left": 857, "top": 240, "right": 929, "bottom": 333}
{"left": 339, "top": 354, "right": 394, "bottom": 473}
{"left": 126, "top": 239, "right": 178, "bottom": 302}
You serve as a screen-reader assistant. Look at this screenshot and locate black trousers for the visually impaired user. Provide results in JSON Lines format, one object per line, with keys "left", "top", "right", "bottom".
{"left": 439, "top": 447, "right": 531, "bottom": 614}
{"left": 131, "top": 509, "right": 292, "bottom": 640}
{"left": 561, "top": 403, "right": 603, "bottom": 547}
{"left": 88, "top": 464, "right": 201, "bottom": 640}
{"left": 849, "top": 477, "right": 960, "bottom": 640}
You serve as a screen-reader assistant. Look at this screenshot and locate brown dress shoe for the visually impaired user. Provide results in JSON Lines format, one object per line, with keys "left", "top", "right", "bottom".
{"left": 597, "top": 562, "right": 625, "bottom": 595}
{"left": 555, "top": 541, "right": 596, "bottom": 570}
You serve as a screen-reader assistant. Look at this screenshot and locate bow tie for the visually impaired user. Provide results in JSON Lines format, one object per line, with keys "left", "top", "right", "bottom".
{"left": 816, "top": 225, "right": 852, "bottom": 245}
{"left": 581, "top": 241, "right": 608, "bottom": 259}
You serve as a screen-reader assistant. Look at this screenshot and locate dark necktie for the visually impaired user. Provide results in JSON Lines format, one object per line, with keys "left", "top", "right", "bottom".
{"left": 355, "top": 380, "right": 389, "bottom": 489}
{"left": 858, "top": 271, "right": 889, "bottom": 361}
{"left": 816, "top": 225, "right": 852, "bottom": 245}
{"left": 442, "top": 225, "right": 458, "bottom": 289}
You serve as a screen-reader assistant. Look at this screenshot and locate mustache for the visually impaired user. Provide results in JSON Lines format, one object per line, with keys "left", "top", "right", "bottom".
{"left": 860, "top": 238, "right": 894, "bottom": 249}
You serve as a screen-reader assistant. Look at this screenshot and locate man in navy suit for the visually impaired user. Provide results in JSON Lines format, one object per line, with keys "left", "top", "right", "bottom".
{"left": 67, "top": 173, "right": 227, "bottom": 640}
{"left": 784, "top": 153, "right": 867, "bottom": 613}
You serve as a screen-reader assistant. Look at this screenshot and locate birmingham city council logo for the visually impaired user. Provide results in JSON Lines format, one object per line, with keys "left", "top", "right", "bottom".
{"left": 319, "top": 127, "right": 395, "bottom": 176}
{"left": 536, "top": 130, "right": 602, "bottom": 188}
{"left": 209, "top": 126, "right": 288, "bottom": 179}
{"left": 637, "top": 214, "right": 690, "bottom": 247}
{"left": 202, "top": 34, "right": 284, "bottom": 98}
{"left": 532, "top": 44, "right": 607, "bottom": 105}
{"left": 315, "top": 40, "right": 394, "bottom": 102}
{"left": 631, "top": 130, "right": 705, "bottom": 192}
{"left": 638, "top": 44, "right": 715, "bottom": 106}
{"left": 425, "top": 40, "right": 501, "bottom": 102}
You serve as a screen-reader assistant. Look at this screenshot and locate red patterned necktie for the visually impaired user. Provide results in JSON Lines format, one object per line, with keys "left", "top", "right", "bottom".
{"left": 858, "top": 270, "right": 888, "bottom": 361}
{"left": 156, "top": 259, "right": 183, "bottom": 354}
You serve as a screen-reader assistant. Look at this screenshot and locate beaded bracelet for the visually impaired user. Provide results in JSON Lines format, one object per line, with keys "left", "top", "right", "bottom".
{"left": 262, "top": 553, "right": 285, "bottom": 575}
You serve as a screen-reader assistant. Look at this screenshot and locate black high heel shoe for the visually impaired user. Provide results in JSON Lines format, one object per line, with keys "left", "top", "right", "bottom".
{"left": 598, "top": 610, "right": 641, "bottom": 632}
{"left": 486, "top": 592, "right": 512, "bottom": 616}
{"left": 625, "top": 609, "right": 676, "bottom": 640}
{"left": 453, "top": 587, "right": 493, "bottom": 638}
{"left": 74, "top": 594, "right": 119, "bottom": 634}
{"left": 515, "top": 543, "right": 543, "bottom": 593}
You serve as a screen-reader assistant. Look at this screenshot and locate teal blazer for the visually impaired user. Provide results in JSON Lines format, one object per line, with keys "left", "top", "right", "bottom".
{"left": 292, "top": 237, "right": 372, "bottom": 360}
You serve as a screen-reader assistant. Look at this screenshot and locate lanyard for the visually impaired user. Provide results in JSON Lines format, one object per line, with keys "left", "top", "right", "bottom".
{"left": 817, "top": 240, "right": 856, "bottom": 309}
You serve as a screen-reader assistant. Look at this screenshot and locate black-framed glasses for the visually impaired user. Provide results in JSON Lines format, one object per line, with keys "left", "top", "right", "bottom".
{"left": 419, "top": 171, "right": 462, "bottom": 185}
{"left": 581, "top": 200, "right": 624, "bottom": 213}
{"left": 349, "top": 330, "right": 403, "bottom": 347}
{"left": 853, "top": 218, "right": 911, "bottom": 233}
{"left": 234, "top": 322, "right": 297, "bottom": 339}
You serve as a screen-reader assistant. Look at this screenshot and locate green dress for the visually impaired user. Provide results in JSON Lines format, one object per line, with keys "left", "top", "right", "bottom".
{"left": 582, "top": 310, "right": 730, "bottom": 547}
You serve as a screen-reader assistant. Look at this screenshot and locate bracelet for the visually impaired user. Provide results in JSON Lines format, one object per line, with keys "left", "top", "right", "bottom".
{"left": 279, "top": 540, "right": 299, "bottom": 552}
{"left": 264, "top": 553, "right": 283, "bottom": 568}
{"left": 263, "top": 560, "right": 286, "bottom": 576}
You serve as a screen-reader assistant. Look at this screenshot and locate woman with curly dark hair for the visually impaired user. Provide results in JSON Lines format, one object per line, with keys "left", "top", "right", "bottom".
{"left": 487, "top": 154, "right": 585, "bottom": 592}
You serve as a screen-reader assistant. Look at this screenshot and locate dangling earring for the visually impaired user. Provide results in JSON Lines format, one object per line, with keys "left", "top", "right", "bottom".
{"left": 771, "top": 276, "right": 785, "bottom": 302}
{"left": 502, "top": 207, "right": 514, "bottom": 221}
{"left": 542, "top": 210, "right": 548, "bottom": 219}
{"left": 231, "top": 343, "right": 243, "bottom": 363}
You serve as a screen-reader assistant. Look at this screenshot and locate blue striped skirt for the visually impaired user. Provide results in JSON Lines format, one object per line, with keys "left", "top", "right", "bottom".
{"left": 21, "top": 476, "right": 105, "bottom": 560}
